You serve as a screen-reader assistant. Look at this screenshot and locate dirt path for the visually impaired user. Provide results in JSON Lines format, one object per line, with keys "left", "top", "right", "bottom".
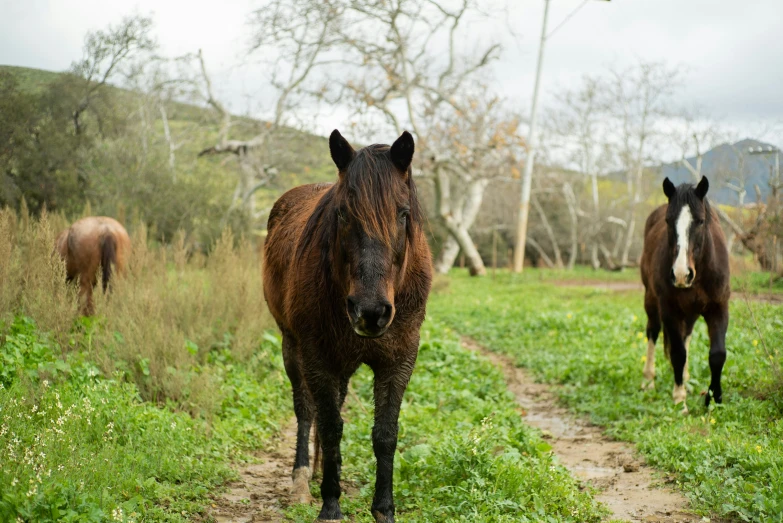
{"left": 462, "top": 338, "right": 703, "bottom": 523}
{"left": 554, "top": 279, "right": 783, "bottom": 304}
{"left": 209, "top": 420, "right": 301, "bottom": 523}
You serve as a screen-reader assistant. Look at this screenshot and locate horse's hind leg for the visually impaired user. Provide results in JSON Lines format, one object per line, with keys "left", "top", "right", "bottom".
{"left": 683, "top": 321, "right": 696, "bottom": 384}
{"left": 282, "top": 332, "right": 314, "bottom": 504}
{"left": 79, "top": 276, "right": 95, "bottom": 316}
{"left": 704, "top": 303, "right": 728, "bottom": 407}
{"left": 642, "top": 293, "right": 660, "bottom": 390}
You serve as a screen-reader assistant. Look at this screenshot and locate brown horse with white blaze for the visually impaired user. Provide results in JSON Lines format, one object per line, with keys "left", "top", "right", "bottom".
{"left": 263, "top": 130, "right": 432, "bottom": 522}
{"left": 640, "top": 176, "right": 730, "bottom": 414}
{"left": 55, "top": 216, "right": 131, "bottom": 315}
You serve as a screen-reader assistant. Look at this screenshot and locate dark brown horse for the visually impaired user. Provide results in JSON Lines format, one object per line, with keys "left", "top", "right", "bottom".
{"left": 55, "top": 216, "right": 131, "bottom": 315}
{"left": 640, "top": 176, "right": 730, "bottom": 414}
{"left": 263, "top": 130, "right": 432, "bottom": 522}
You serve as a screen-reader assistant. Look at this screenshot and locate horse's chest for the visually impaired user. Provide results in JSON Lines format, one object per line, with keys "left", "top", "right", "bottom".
{"left": 668, "top": 289, "right": 709, "bottom": 318}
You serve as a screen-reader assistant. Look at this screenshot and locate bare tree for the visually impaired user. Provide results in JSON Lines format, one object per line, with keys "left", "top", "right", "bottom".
{"left": 607, "top": 62, "right": 679, "bottom": 267}
{"left": 545, "top": 75, "right": 613, "bottom": 269}
{"left": 195, "top": 2, "right": 340, "bottom": 223}
{"left": 300, "top": 0, "right": 507, "bottom": 275}
{"left": 69, "top": 14, "right": 157, "bottom": 136}
{"left": 428, "top": 94, "right": 524, "bottom": 275}
{"left": 674, "top": 110, "right": 725, "bottom": 183}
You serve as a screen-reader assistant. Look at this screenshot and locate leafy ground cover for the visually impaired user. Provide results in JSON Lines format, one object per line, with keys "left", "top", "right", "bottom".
{"left": 0, "top": 315, "right": 291, "bottom": 523}
{"left": 431, "top": 270, "right": 783, "bottom": 522}
{"left": 286, "top": 318, "right": 607, "bottom": 523}
{"left": 1, "top": 314, "right": 609, "bottom": 522}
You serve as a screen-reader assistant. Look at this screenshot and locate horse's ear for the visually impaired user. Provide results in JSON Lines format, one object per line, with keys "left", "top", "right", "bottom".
{"left": 663, "top": 177, "right": 676, "bottom": 200}
{"left": 390, "top": 131, "right": 415, "bottom": 175}
{"left": 695, "top": 176, "right": 709, "bottom": 200}
{"left": 329, "top": 129, "right": 355, "bottom": 172}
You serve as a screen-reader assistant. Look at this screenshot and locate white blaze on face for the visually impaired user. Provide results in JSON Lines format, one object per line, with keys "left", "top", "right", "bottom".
{"left": 672, "top": 205, "right": 693, "bottom": 285}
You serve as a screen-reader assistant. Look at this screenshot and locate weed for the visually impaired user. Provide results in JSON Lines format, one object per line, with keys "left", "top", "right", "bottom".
{"left": 432, "top": 270, "right": 783, "bottom": 522}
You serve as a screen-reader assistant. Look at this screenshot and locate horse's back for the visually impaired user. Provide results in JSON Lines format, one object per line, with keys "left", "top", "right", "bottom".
{"left": 62, "top": 217, "right": 131, "bottom": 276}
{"left": 264, "top": 183, "right": 333, "bottom": 328}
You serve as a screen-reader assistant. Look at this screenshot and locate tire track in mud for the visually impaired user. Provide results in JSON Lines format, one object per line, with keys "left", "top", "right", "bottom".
{"left": 462, "top": 338, "right": 706, "bottom": 523}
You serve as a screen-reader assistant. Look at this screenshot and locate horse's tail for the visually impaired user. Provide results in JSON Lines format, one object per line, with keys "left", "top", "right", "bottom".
{"left": 663, "top": 330, "right": 671, "bottom": 361}
{"left": 313, "top": 424, "right": 322, "bottom": 475}
{"left": 100, "top": 233, "right": 117, "bottom": 292}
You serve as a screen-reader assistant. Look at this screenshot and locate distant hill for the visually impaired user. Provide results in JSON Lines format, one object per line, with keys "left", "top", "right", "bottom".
{"left": 0, "top": 64, "right": 336, "bottom": 184}
{"left": 660, "top": 138, "right": 780, "bottom": 206}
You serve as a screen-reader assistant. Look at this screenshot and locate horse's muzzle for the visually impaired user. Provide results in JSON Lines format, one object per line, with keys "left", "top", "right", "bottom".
{"left": 671, "top": 267, "right": 695, "bottom": 288}
{"left": 346, "top": 296, "right": 393, "bottom": 337}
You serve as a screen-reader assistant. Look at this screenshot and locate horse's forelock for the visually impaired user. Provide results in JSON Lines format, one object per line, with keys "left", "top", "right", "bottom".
{"left": 668, "top": 183, "right": 710, "bottom": 223}
{"left": 338, "top": 145, "right": 413, "bottom": 246}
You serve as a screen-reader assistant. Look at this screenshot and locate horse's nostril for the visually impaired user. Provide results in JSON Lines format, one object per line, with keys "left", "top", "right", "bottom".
{"left": 346, "top": 296, "right": 361, "bottom": 320}
{"left": 377, "top": 302, "right": 393, "bottom": 328}
{"left": 670, "top": 268, "right": 676, "bottom": 283}
{"left": 687, "top": 268, "right": 694, "bottom": 283}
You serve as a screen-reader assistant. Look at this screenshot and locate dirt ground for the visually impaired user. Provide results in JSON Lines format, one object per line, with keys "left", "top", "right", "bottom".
{"left": 553, "top": 278, "right": 783, "bottom": 304}
{"left": 462, "top": 338, "right": 707, "bottom": 523}
{"left": 208, "top": 421, "right": 302, "bottom": 523}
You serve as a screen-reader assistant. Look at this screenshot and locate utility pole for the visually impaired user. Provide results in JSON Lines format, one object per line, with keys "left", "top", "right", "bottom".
{"left": 512, "top": 0, "right": 610, "bottom": 273}
{"left": 512, "top": 0, "right": 550, "bottom": 273}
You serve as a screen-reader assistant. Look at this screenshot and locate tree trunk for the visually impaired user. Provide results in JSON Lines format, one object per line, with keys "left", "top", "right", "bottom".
{"left": 563, "top": 183, "right": 579, "bottom": 270}
{"left": 590, "top": 243, "right": 600, "bottom": 270}
{"left": 434, "top": 178, "right": 488, "bottom": 274}
{"left": 434, "top": 236, "right": 460, "bottom": 274}
{"left": 446, "top": 222, "right": 486, "bottom": 276}
{"left": 532, "top": 194, "right": 563, "bottom": 268}
{"left": 620, "top": 216, "right": 636, "bottom": 268}
{"left": 527, "top": 237, "right": 554, "bottom": 268}
{"left": 433, "top": 170, "right": 488, "bottom": 276}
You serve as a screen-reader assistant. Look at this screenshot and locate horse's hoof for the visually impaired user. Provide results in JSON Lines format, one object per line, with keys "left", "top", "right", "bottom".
{"left": 672, "top": 384, "right": 686, "bottom": 405}
{"left": 679, "top": 405, "right": 689, "bottom": 415}
{"left": 291, "top": 467, "right": 313, "bottom": 504}
{"left": 641, "top": 379, "right": 655, "bottom": 390}
{"left": 315, "top": 520, "right": 343, "bottom": 522}
{"left": 372, "top": 511, "right": 394, "bottom": 523}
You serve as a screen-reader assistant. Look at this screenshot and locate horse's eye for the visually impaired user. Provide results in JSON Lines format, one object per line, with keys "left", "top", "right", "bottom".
{"left": 337, "top": 208, "right": 348, "bottom": 223}
{"left": 695, "top": 219, "right": 704, "bottom": 226}
{"left": 398, "top": 208, "right": 410, "bottom": 220}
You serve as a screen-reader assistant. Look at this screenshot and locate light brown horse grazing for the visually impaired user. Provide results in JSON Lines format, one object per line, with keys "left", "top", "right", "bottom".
{"left": 640, "top": 176, "right": 730, "bottom": 414}
{"left": 263, "top": 130, "right": 432, "bottom": 522}
{"left": 55, "top": 216, "right": 131, "bottom": 315}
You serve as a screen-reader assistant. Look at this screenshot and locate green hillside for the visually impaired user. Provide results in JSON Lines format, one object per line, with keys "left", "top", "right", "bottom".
{"left": 0, "top": 65, "right": 336, "bottom": 242}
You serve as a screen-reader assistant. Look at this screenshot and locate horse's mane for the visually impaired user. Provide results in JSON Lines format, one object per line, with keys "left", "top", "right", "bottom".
{"left": 296, "top": 144, "right": 422, "bottom": 267}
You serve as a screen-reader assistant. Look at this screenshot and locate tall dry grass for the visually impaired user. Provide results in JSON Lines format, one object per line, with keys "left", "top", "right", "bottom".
{"left": 0, "top": 207, "right": 271, "bottom": 417}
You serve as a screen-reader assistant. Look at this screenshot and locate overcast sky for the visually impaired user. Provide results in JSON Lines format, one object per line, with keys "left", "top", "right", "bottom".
{"left": 2, "top": 0, "right": 782, "bottom": 148}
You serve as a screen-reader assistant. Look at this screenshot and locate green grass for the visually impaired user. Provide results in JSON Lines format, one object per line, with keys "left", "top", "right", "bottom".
{"left": 286, "top": 319, "right": 607, "bottom": 523}
{"left": 0, "top": 315, "right": 291, "bottom": 522}
{"left": 2, "top": 313, "right": 608, "bottom": 522}
{"left": 431, "top": 270, "right": 783, "bottom": 522}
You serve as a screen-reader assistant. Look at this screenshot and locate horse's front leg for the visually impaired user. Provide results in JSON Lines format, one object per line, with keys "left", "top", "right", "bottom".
{"left": 663, "top": 315, "right": 688, "bottom": 414}
{"left": 307, "top": 370, "right": 345, "bottom": 522}
{"left": 370, "top": 352, "right": 417, "bottom": 523}
{"left": 704, "top": 304, "right": 729, "bottom": 407}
